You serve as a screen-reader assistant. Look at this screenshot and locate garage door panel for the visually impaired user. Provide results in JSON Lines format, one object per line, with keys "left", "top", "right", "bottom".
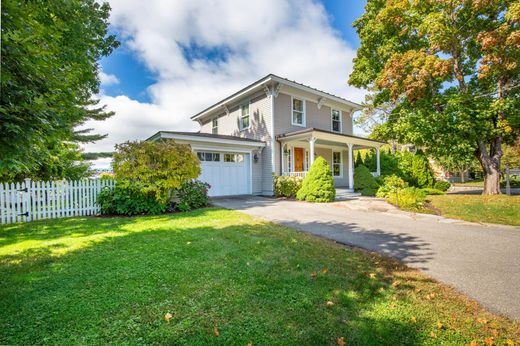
{"left": 197, "top": 152, "right": 250, "bottom": 197}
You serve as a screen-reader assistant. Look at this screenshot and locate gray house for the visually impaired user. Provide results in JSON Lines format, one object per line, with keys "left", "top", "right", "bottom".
{"left": 148, "top": 74, "right": 384, "bottom": 197}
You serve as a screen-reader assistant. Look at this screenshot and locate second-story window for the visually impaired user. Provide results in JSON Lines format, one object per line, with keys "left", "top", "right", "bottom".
{"left": 212, "top": 118, "right": 218, "bottom": 134}
{"left": 331, "top": 109, "right": 342, "bottom": 133}
{"left": 240, "top": 104, "right": 250, "bottom": 130}
{"left": 292, "top": 97, "right": 305, "bottom": 126}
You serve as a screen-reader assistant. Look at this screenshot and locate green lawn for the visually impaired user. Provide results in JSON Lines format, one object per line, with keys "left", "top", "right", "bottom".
{"left": 1, "top": 209, "right": 519, "bottom": 345}
{"left": 452, "top": 180, "right": 484, "bottom": 187}
{"left": 427, "top": 195, "right": 520, "bottom": 226}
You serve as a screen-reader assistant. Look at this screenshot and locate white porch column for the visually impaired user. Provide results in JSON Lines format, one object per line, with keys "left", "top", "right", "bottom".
{"left": 376, "top": 147, "right": 381, "bottom": 176}
{"left": 309, "top": 137, "right": 316, "bottom": 167}
{"left": 348, "top": 143, "right": 354, "bottom": 190}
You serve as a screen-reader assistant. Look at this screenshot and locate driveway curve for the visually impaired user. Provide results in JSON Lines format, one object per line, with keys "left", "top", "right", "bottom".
{"left": 213, "top": 196, "right": 520, "bottom": 322}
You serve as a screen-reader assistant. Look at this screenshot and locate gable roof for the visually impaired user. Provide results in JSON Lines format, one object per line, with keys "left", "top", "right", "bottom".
{"left": 190, "top": 74, "right": 362, "bottom": 121}
{"left": 146, "top": 131, "right": 265, "bottom": 146}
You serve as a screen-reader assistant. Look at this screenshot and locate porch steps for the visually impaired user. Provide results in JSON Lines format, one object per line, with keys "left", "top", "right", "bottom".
{"left": 335, "top": 189, "right": 361, "bottom": 201}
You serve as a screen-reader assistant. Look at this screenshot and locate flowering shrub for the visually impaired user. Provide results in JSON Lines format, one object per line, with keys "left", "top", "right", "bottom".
{"left": 175, "top": 180, "right": 210, "bottom": 212}
{"left": 273, "top": 175, "right": 303, "bottom": 198}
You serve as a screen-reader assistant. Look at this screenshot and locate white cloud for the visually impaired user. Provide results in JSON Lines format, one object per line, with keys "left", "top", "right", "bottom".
{"left": 82, "top": 0, "right": 365, "bottom": 167}
{"left": 98, "top": 71, "right": 120, "bottom": 86}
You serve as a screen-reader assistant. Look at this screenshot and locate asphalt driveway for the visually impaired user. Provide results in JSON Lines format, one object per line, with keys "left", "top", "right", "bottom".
{"left": 212, "top": 196, "right": 520, "bottom": 322}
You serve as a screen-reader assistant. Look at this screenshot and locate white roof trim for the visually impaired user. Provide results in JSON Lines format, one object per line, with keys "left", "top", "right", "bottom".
{"left": 156, "top": 132, "right": 266, "bottom": 148}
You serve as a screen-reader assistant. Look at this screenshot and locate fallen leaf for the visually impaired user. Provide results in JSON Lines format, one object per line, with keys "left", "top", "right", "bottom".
{"left": 391, "top": 281, "right": 400, "bottom": 288}
{"left": 506, "top": 339, "right": 515, "bottom": 346}
{"left": 321, "top": 267, "right": 329, "bottom": 274}
{"left": 310, "top": 272, "right": 317, "bottom": 278}
{"left": 369, "top": 273, "right": 377, "bottom": 279}
{"left": 484, "top": 337, "right": 493, "bottom": 346}
{"left": 410, "top": 316, "right": 417, "bottom": 323}
{"left": 164, "top": 313, "right": 173, "bottom": 323}
{"left": 470, "top": 341, "right": 478, "bottom": 346}
{"left": 436, "top": 320, "right": 444, "bottom": 330}
{"left": 477, "top": 318, "right": 488, "bottom": 324}
{"left": 337, "top": 336, "right": 345, "bottom": 346}
{"left": 247, "top": 343, "right": 253, "bottom": 346}
{"left": 326, "top": 301, "right": 334, "bottom": 308}
{"left": 186, "top": 241, "right": 191, "bottom": 245}
{"left": 379, "top": 287, "right": 385, "bottom": 292}
{"left": 491, "top": 329, "right": 498, "bottom": 337}
{"left": 214, "top": 327, "right": 220, "bottom": 337}
{"left": 430, "top": 331, "right": 437, "bottom": 338}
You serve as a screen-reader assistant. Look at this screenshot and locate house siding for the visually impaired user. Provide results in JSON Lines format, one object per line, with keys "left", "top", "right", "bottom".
{"left": 199, "top": 91, "right": 273, "bottom": 195}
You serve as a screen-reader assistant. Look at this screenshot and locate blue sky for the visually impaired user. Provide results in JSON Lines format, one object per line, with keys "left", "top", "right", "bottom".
{"left": 87, "top": 0, "right": 368, "bottom": 168}
{"left": 99, "top": 0, "right": 366, "bottom": 103}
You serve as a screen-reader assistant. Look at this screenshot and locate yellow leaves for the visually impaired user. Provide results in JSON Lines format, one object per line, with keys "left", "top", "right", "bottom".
{"left": 321, "top": 267, "right": 329, "bottom": 274}
{"left": 470, "top": 341, "right": 478, "bottom": 346}
{"left": 337, "top": 336, "right": 346, "bottom": 346}
{"left": 425, "top": 293, "right": 436, "bottom": 300}
{"left": 164, "top": 312, "right": 173, "bottom": 323}
{"left": 410, "top": 316, "right": 417, "bottom": 323}
{"left": 506, "top": 339, "right": 515, "bottom": 346}
{"left": 436, "top": 320, "right": 444, "bottom": 330}
{"left": 213, "top": 326, "right": 220, "bottom": 337}
{"left": 484, "top": 337, "right": 494, "bottom": 346}
{"left": 369, "top": 273, "right": 377, "bottom": 280}
{"left": 391, "top": 281, "right": 400, "bottom": 288}
{"left": 310, "top": 271, "right": 317, "bottom": 278}
{"left": 477, "top": 317, "right": 488, "bottom": 324}
{"left": 431, "top": 330, "right": 437, "bottom": 338}
{"left": 326, "top": 301, "right": 335, "bottom": 308}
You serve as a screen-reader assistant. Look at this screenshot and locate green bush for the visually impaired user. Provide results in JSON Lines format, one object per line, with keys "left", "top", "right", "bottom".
{"left": 387, "top": 187, "right": 426, "bottom": 210}
{"left": 274, "top": 175, "right": 303, "bottom": 198}
{"left": 296, "top": 157, "right": 335, "bottom": 202}
{"left": 354, "top": 165, "right": 379, "bottom": 196}
{"left": 97, "top": 182, "right": 168, "bottom": 216}
{"left": 501, "top": 177, "right": 520, "bottom": 188}
{"left": 421, "top": 188, "right": 445, "bottom": 195}
{"left": 175, "top": 180, "right": 210, "bottom": 212}
{"left": 376, "top": 175, "right": 408, "bottom": 198}
{"left": 433, "top": 180, "right": 451, "bottom": 191}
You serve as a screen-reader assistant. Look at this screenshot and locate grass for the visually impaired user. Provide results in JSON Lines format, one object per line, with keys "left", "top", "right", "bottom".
{"left": 452, "top": 180, "right": 484, "bottom": 187}
{"left": 427, "top": 195, "right": 520, "bottom": 226}
{"left": 1, "top": 209, "right": 519, "bottom": 345}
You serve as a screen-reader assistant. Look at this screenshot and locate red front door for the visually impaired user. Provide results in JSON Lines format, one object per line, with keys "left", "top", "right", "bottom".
{"left": 294, "top": 147, "right": 304, "bottom": 171}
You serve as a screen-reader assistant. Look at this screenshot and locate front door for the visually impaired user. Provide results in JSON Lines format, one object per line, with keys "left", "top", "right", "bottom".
{"left": 294, "top": 147, "right": 304, "bottom": 171}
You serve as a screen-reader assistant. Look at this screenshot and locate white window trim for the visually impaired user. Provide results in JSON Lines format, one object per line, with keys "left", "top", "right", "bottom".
{"left": 331, "top": 109, "right": 342, "bottom": 133}
{"left": 212, "top": 118, "right": 218, "bottom": 134}
{"left": 239, "top": 102, "right": 251, "bottom": 131}
{"left": 332, "top": 149, "right": 343, "bottom": 178}
{"left": 291, "top": 96, "right": 306, "bottom": 127}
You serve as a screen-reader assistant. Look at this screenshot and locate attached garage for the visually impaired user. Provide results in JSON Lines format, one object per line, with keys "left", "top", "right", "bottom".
{"left": 197, "top": 151, "right": 251, "bottom": 196}
{"left": 146, "top": 131, "right": 266, "bottom": 197}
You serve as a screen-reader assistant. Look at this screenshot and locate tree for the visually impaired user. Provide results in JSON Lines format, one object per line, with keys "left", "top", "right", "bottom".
{"left": 0, "top": 0, "right": 119, "bottom": 180}
{"left": 296, "top": 157, "right": 336, "bottom": 202}
{"left": 112, "top": 140, "right": 201, "bottom": 203}
{"left": 350, "top": 0, "right": 520, "bottom": 194}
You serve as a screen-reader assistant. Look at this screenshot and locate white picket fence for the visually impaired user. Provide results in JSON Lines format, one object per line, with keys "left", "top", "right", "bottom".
{"left": 0, "top": 178, "right": 115, "bottom": 224}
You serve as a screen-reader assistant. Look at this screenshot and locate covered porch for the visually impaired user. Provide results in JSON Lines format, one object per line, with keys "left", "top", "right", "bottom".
{"left": 276, "top": 128, "right": 385, "bottom": 191}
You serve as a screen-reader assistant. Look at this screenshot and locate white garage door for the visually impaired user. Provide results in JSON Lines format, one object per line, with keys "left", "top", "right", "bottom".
{"left": 197, "top": 151, "right": 250, "bottom": 197}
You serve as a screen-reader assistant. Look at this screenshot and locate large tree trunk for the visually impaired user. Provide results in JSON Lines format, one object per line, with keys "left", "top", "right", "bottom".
{"left": 477, "top": 139, "right": 502, "bottom": 195}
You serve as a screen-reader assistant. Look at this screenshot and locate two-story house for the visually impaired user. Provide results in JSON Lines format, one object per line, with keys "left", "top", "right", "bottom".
{"left": 147, "top": 74, "right": 384, "bottom": 197}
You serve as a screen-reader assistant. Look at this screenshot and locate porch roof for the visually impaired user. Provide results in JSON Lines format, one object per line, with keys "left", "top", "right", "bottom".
{"left": 276, "top": 128, "right": 385, "bottom": 148}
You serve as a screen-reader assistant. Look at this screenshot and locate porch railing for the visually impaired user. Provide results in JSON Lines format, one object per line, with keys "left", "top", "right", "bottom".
{"left": 283, "top": 171, "right": 308, "bottom": 178}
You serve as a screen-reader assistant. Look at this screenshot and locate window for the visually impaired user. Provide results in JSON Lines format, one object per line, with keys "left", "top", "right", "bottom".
{"left": 197, "top": 152, "right": 220, "bottom": 162}
{"left": 240, "top": 104, "right": 250, "bottom": 130}
{"left": 331, "top": 109, "right": 342, "bottom": 133}
{"left": 212, "top": 118, "right": 218, "bottom": 134}
{"left": 292, "top": 97, "right": 305, "bottom": 126}
{"left": 332, "top": 151, "right": 342, "bottom": 177}
{"left": 224, "top": 153, "right": 244, "bottom": 162}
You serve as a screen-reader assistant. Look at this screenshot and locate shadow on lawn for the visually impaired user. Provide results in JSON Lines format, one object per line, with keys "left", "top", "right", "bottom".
{"left": 0, "top": 213, "right": 426, "bottom": 345}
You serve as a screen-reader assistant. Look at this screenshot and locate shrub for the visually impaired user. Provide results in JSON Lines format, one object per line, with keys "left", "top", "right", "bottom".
{"left": 421, "top": 188, "right": 445, "bottom": 195}
{"left": 97, "top": 182, "right": 168, "bottom": 216}
{"left": 354, "top": 165, "right": 379, "bottom": 196}
{"left": 175, "top": 180, "right": 210, "bottom": 212}
{"left": 433, "top": 180, "right": 451, "bottom": 191}
{"left": 296, "top": 157, "right": 335, "bottom": 202}
{"left": 112, "top": 140, "right": 200, "bottom": 203}
{"left": 376, "top": 175, "right": 408, "bottom": 198}
{"left": 274, "top": 175, "right": 303, "bottom": 198}
{"left": 387, "top": 187, "right": 426, "bottom": 210}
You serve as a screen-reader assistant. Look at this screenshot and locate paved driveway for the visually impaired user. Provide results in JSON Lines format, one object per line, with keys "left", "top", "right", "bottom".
{"left": 212, "top": 196, "right": 520, "bottom": 321}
